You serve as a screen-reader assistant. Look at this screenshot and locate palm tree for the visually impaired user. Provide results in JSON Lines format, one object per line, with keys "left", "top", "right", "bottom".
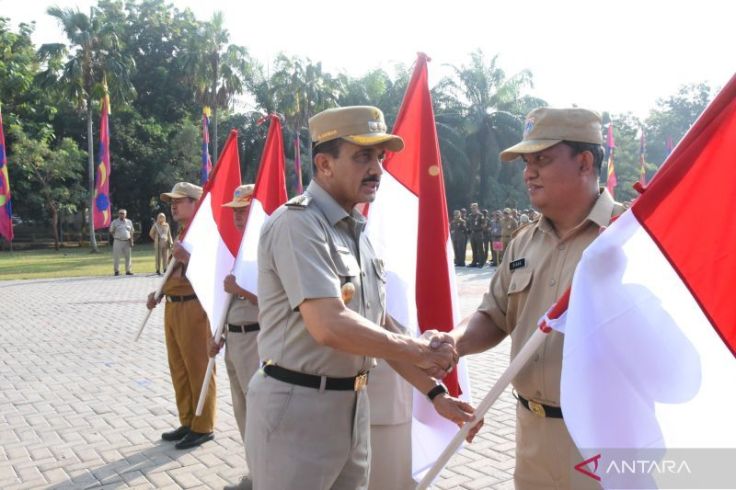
{"left": 38, "top": 6, "right": 135, "bottom": 252}
{"left": 183, "top": 12, "right": 253, "bottom": 163}
{"left": 437, "top": 50, "right": 543, "bottom": 208}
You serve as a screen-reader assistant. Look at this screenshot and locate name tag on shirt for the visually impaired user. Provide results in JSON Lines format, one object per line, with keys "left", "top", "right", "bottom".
{"left": 510, "top": 258, "right": 526, "bottom": 271}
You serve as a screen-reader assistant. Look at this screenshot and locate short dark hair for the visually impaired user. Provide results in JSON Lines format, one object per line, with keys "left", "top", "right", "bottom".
{"left": 311, "top": 138, "right": 344, "bottom": 173}
{"left": 561, "top": 141, "right": 605, "bottom": 175}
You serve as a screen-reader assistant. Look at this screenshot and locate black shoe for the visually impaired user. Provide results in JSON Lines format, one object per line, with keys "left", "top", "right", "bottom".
{"left": 175, "top": 431, "right": 214, "bottom": 449}
{"left": 114, "top": 271, "right": 120, "bottom": 276}
{"left": 126, "top": 271, "right": 134, "bottom": 276}
{"left": 161, "top": 426, "right": 190, "bottom": 441}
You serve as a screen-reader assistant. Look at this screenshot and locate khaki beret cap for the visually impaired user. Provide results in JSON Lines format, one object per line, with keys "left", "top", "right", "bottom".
{"left": 309, "top": 106, "right": 404, "bottom": 152}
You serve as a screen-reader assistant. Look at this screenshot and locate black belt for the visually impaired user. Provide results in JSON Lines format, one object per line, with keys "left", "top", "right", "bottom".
{"left": 515, "top": 392, "right": 563, "bottom": 419}
{"left": 228, "top": 323, "right": 260, "bottom": 333}
{"left": 165, "top": 294, "right": 197, "bottom": 303}
{"left": 262, "top": 363, "right": 368, "bottom": 391}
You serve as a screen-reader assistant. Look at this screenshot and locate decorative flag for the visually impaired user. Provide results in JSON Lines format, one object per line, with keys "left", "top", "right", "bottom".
{"left": 294, "top": 131, "right": 304, "bottom": 194}
{"left": 638, "top": 129, "right": 647, "bottom": 186}
{"left": 184, "top": 130, "right": 243, "bottom": 334}
{"left": 0, "top": 102, "right": 13, "bottom": 242}
{"left": 605, "top": 123, "right": 617, "bottom": 197}
{"left": 665, "top": 135, "right": 674, "bottom": 157}
{"left": 231, "top": 114, "right": 288, "bottom": 295}
{"left": 200, "top": 107, "right": 213, "bottom": 185}
{"left": 550, "top": 75, "right": 736, "bottom": 488}
{"left": 364, "top": 53, "right": 471, "bottom": 479}
{"left": 93, "top": 88, "right": 111, "bottom": 230}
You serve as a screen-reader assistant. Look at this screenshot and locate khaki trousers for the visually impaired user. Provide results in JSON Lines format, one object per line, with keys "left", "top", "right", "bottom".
{"left": 154, "top": 242, "right": 170, "bottom": 272}
{"left": 164, "top": 299, "right": 216, "bottom": 433}
{"left": 225, "top": 329, "right": 260, "bottom": 452}
{"left": 368, "top": 422, "right": 414, "bottom": 490}
{"left": 112, "top": 239, "right": 132, "bottom": 273}
{"left": 515, "top": 403, "right": 601, "bottom": 490}
{"left": 246, "top": 375, "right": 370, "bottom": 490}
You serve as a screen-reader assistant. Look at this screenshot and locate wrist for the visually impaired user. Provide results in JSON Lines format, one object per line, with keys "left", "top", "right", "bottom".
{"left": 427, "top": 383, "right": 448, "bottom": 402}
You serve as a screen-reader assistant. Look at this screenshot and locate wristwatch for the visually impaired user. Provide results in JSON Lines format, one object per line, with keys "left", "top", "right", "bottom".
{"left": 426, "top": 384, "right": 448, "bottom": 401}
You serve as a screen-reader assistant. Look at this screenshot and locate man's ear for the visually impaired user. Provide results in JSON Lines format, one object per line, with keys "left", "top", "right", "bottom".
{"left": 579, "top": 150, "right": 595, "bottom": 177}
{"left": 314, "top": 152, "right": 333, "bottom": 177}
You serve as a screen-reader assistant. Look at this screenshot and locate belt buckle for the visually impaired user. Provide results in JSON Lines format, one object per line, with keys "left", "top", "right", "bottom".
{"left": 528, "top": 400, "right": 546, "bottom": 417}
{"left": 354, "top": 372, "right": 368, "bottom": 391}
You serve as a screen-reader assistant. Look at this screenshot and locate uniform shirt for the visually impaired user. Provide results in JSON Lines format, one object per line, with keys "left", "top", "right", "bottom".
{"left": 110, "top": 217, "right": 134, "bottom": 240}
{"left": 257, "top": 181, "right": 386, "bottom": 378}
{"left": 226, "top": 295, "right": 259, "bottom": 325}
{"left": 478, "top": 190, "right": 623, "bottom": 405}
{"left": 500, "top": 217, "right": 518, "bottom": 238}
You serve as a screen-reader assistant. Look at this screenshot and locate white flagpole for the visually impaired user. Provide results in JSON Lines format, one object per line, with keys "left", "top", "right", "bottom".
{"left": 134, "top": 256, "right": 177, "bottom": 341}
{"left": 416, "top": 326, "right": 550, "bottom": 489}
{"left": 194, "top": 293, "right": 234, "bottom": 416}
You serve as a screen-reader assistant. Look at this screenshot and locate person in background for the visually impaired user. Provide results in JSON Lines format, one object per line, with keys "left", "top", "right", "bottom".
{"left": 149, "top": 212, "right": 173, "bottom": 275}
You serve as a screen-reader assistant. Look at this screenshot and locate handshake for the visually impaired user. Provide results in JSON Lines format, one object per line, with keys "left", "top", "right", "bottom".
{"left": 414, "top": 329, "right": 460, "bottom": 380}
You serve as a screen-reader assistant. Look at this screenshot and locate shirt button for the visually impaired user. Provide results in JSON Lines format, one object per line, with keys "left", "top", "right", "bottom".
{"left": 549, "top": 279, "right": 556, "bottom": 287}
{"left": 558, "top": 244, "right": 566, "bottom": 251}
{"left": 535, "top": 390, "right": 542, "bottom": 398}
{"left": 366, "top": 303, "right": 371, "bottom": 310}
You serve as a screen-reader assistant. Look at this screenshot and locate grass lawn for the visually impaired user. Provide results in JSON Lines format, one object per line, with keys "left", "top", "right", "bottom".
{"left": 0, "top": 245, "right": 159, "bottom": 280}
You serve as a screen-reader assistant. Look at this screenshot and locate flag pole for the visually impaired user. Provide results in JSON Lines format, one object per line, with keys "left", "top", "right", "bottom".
{"left": 416, "top": 326, "right": 550, "bottom": 489}
{"left": 134, "top": 256, "right": 178, "bottom": 341}
{"left": 194, "top": 293, "right": 233, "bottom": 416}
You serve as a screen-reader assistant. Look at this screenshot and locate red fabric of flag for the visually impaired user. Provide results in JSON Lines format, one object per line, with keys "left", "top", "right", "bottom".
{"left": 384, "top": 53, "right": 460, "bottom": 396}
{"left": 255, "top": 115, "right": 288, "bottom": 214}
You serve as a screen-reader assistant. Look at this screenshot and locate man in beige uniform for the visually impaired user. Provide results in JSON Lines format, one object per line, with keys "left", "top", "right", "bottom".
{"left": 146, "top": 182, "right": 217, "bottom": 450}
{"left": 453, "top": 108, "right": 624, "bottom": 489}
{"left": 110, "top": 209, "right": 134, "bottom": 276}
{"left": 246, "top": 106, "right": 473, "bottom": 490}
{"left": 210, "top": 184, "right": 259, "bottom": 490}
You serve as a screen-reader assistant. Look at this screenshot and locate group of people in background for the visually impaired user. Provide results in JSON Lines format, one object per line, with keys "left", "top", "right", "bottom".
{"left": 451, "top": 204, "right": 539, "bottom": 268}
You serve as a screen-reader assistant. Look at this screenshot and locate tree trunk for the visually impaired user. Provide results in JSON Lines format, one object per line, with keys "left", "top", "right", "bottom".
{"left": 87, "top": 102, "right": 98, "bottom": 252}
{"left": 51, "top": 205, "right": 59, "bottom": 251}
{"left": 212, "top": 57, "right": 219, "bottom": 164}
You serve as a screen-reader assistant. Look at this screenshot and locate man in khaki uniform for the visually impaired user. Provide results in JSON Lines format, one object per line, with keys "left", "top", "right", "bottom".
{"left": 468, "top": 203, "right": 484, "bottom": 266}
{"left": 146, "top": 182, "right": 217, "bottom": 450}
{"left": 209, "top": 184, "right": 259, "bottom": 490}
{"left": 453, "top": 108, "right": 624, "bottom": 489}
{"left": 110, "top": 209, "right": 134, "bottom": 275}
{"left": 246, "top": 106, "right": 473, "bottom": 490}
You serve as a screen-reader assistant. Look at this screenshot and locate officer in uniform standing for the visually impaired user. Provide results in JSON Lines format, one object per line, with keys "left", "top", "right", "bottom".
{"left": 110, "top": 209, "right": 134, "bottom": 276}
{"left": 453, "top": 108, "right": 624, "bottom": 489}
{"left": 209, "top": 184, "right": 259, "bottom": 490}
{"left": 450, "top": 210, "right": 467, "bottom": 266}
{"left": 467, "top": 203, "right": 484, "bottom": 266}
{"left": 146, "top": 182, "right": 217, "bottom": 450}
{"left": 246, "top": 106, "right": 472, "bottom": 490}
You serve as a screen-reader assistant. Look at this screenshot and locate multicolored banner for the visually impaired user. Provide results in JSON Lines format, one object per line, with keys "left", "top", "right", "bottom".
{"left": 639, "top": 129, "right": 647, "bottom": 186}
{"left": 200, "top": 107, "right": 213, "bottom": 185}
{"left": 93, "top": 91, "right": 111, "bottom": 230}
{"left": 294, "top": 131, "right": 303, "bottom": 194}
{"left": 605, "top": 123, "right": 617, "bottom": 197}
{"left": 0, "top": 102, "right": 13, "bottom": 241}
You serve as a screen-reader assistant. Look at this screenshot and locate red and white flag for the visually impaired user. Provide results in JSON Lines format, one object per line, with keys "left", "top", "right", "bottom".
{"left": 552, "top": 75, "right": 736, "bottom": 487}
{"left": 184, "top": 130, "right": 243, "bottom": 333}
{"left": 231, "top": 114, "right": 288, "bottom": 295}
{"left": 365, "top": 53, "right": 471, "bottom": 479}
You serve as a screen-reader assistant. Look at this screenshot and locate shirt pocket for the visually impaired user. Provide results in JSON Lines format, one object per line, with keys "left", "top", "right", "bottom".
{"left": 508, "top": 269, "right": 533, "bottom": 296}
{"left": 506, "top": 269, "right": 533, "bottom": 330}
{"left": 334, "top": 246, "right": 361, "bottom": 307}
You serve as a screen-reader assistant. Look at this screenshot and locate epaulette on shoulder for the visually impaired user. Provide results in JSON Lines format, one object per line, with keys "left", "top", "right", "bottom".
{"left": 285, "top": 194, "right": 312, "bottom": 210}
{"left": 511, "top": 222, "right": 532, "bottom": 239}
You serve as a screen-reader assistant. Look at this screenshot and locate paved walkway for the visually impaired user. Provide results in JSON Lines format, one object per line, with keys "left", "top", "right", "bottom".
{"left": 0, "top": 266, "right": 516, "bottom": 489}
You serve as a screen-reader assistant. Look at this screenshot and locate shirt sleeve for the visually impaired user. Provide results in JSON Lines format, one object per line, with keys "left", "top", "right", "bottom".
{"left": 265, "top": 211, "right": 341, "bottom": 310}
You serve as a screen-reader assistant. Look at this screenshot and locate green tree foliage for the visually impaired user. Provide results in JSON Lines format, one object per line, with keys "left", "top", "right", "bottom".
{"left": 8, "top": 124, "right": 86, "bottom": 249}
{"left": 0, "top": 2, "right": 719, "bottom": 247}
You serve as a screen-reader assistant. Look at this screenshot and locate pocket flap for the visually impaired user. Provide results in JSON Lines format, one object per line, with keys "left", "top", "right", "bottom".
{"left": 508, "top": 270, "right": 533, "bottom": 295}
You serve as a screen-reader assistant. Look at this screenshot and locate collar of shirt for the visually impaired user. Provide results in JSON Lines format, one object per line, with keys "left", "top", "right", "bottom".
{"left": 535, "top": 187, "right": 617, "bottom": 237}
{"left": 306, "top": 180, "right": 367, "bottom": 233}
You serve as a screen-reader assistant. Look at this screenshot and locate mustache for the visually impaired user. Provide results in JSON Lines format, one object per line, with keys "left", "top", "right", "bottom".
{"left": 362, "top": 176, "right": 381, "bottom": 184}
